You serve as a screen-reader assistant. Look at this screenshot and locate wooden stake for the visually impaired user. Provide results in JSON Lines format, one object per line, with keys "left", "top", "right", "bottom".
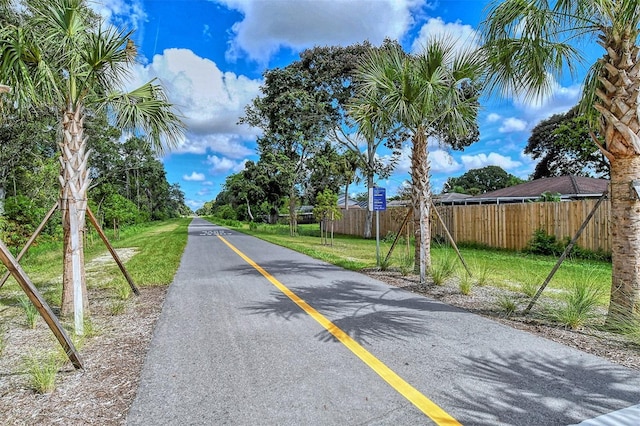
{"left": 383, "top": 208, "right": 412, "bottom": 265}
{"left": 86, "top": 206, "right": 139, "bottom": 296}
{"left": 0, "top": 238, "right": 83, "bottom": 369}
{"left": 431, "top": 202, "right": 472, "bottom": 278}
{"left": 524, "top": 191, "right": 608, "bottom": 314}
{"left": 0, "top": 202, "right": 58, "bottom": 289}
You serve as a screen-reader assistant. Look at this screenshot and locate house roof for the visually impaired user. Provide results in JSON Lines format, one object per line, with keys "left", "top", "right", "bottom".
{"left": 337, "top": 194, "right": 362, "bottom": 209}
{"left": 477, "top": 176, "right": 608, "bottom": 199}
{"left": 434, "top": 192, "right": 473, "bottom": 203}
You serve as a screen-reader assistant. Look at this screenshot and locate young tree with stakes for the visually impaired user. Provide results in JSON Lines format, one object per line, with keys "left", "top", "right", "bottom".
{"left": 0, "top": 0, "right": 183, "bottom": 333}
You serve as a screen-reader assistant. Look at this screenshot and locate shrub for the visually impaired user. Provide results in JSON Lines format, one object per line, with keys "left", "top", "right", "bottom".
{"left": 23, "top": 352, "right": 62, "bottom": 394}
{"left": 497, "top": 294, "right": 517, "bottom": 317}
{"left": 459, "top": 274, "right": 473, "bottom": 295}
{"left": 547, "top": 282, "right": 604, "bottom": 329}
{"left": 524, "top": 229, "right": 611, "bottom": 261}
{"left": 430, "top": 255, "right": 456, "bottom": 285}
{"left": 19, "top": 297, "right": 39, "bottom": 329}
{"left": 524, "top": 229, "right": 563, "bottom": 256}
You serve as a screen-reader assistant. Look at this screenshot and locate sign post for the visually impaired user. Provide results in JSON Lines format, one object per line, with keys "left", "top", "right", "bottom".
{"left": 369, "top": 187, "right": 386, "bottom": 266}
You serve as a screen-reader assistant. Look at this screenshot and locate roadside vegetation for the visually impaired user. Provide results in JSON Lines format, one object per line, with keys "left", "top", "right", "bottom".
{"left": 205, "top": 217, "right": 629, "bottom": 336}
{"left": 0, "top": 218, "right": 190, "bottom": 394}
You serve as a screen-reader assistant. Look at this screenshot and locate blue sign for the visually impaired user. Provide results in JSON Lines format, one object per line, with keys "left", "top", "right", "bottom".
{"left": 371, "top": 187, "right": 386, "bottom": 211}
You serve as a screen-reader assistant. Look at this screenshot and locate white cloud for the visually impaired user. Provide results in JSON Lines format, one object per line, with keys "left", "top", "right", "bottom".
{"left": 218, "top": 0, "right": 426, "bottom": 63}
{"left": 509, "top": 73, "right": 582, "bottom": 125}
{"left": 430, "top": 149, "right": 462, "bottom": 173}
{"left": 487, "top": 113, "right": 501, "bottom": 123}
{"left": 179, "top": 133, "right": 254, "bottom": 158}
{"left": 132, "top": 48, "right": 262, "bottom": 155}
{"left": 461, "top": 153, "right": 522, "bottom": 170}
{"left": 187, "top": 199, "right": 204, "bottom": 209}
{"left": 91, "top": 0, "right": 146, "bottom": 33}
{"left": 499, "top": 117, "right": 528, "bottom": 133}
{"left": 411, "top": 17, "right": 480, "bottom": 54}
{"left": 183, "top": 172, "right": 206, "bottom": 182}
{"left": 207, "top": 155, "right": 247, "bottom": 175}
{"left": 392, "top": 145, "right": 461, "bottom": 174}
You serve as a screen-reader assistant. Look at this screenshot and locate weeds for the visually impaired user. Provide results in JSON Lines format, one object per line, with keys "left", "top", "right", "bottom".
{"left": 547, "top": 282, "right": 604, "bottom": 329}
{"left": 519, "top": 279, "right": 539, "bottom": 299}
{"left": 606, "top": 311, "right": 640, "bottom": 346}
{"left": 497, "top": 294, "right": 517, "bottom": 317}
{"left": 459, "top": 274, "right": 473, "bottom": 295}
{"left": 473, "top": 262, "right": 493, "bottom": 287}
{"left": 109, "top": 300, "right": 127, "bottom": 315}
{"left": 378, "top": 256, "right": 391, "bottom": 271}
{"left": 399, "top": 253, "right": 414, "bottom": 276}
{"left": 19, "top": 297, "right": 39, "bottom": 329}
{"left": 430, "top": 255, "right": 456, "bottom": 285}
{"left": 113, "top": 279, "right": 131, "bottom": 300}
{"left": 23, "top": 351, "right": 62, "bottom": 394}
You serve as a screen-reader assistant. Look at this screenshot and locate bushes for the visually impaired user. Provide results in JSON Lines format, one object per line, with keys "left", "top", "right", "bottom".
{"left": 524, "top": 229, "right": 610, "bottom": 261}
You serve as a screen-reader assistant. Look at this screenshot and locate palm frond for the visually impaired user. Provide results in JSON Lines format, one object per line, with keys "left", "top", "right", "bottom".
{"left": 481, "top": 0, "right": 588, "bottom": 101}
{"left": 104, "top": 80, "right": 185, "bottom": 155}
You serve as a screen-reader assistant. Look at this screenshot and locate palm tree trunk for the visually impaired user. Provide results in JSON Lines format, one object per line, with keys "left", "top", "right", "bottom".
{"left": 364, "top": 174, "right": 373, "bottom": 239}
{"left": 60, "top": 107, "right": 90, "bottom": 331}
{"left": 607, "top": 156, "right": 640, "bottom": 319}
{"left": 411, "top": 129, "right": 431, "bottom": 286}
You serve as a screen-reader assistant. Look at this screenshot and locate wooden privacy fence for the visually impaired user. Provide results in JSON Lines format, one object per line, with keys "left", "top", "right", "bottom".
{"left": 332, "top": 199, "right": 611, "bottom": 253}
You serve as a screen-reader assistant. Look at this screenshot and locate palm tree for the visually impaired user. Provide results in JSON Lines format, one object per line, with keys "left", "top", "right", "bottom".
{"left": 352, "top": 38, "right": 484, "bottom": 285}
{"left": 482, "top": 0, "right": 640, "bottom": 320}
{"left": 0, "top": 0, "right": 183, "bottom": 333}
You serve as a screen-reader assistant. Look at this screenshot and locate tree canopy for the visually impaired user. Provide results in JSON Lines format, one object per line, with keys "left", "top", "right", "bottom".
{"left": 525, "top": 106, "right": 609, "bottom": 180}
{"left": 444, "top": 166, "right": 525, "bottom": 195}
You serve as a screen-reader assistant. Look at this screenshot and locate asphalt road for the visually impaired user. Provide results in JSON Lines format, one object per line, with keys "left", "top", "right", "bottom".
{"left": 126, "top": 218, "right": 640, "bottom": 425}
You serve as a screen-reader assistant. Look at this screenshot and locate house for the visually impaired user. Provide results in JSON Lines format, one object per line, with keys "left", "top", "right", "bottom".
{"left": 440, "top": 176, "right": 609, "bottom": 205}
{"left": 337, "top": 194, "right": 363, "bottom": 209}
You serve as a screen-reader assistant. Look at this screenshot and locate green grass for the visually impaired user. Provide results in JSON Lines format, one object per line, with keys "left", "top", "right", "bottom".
{"left": 496, "top": 294, "right": 518, "bottom": 317}
{"left": 546, "top": 278, "right": 606, "bottom": 329}
{"left": 207, "top": 218, "right": 613, "bottom": 309}
{"left": 458, "top": 273, "right": 473, "bottom": 295}
{"left": 19, "top": 297, "right": 39, "bottom": 329}
{"left": 430, "top": 255, "right": 457, "bottom": 285}
{"left": 0, "top": 218, "right": 190, "bottom": 311}
{"left": 23, "top": 351, "right": 62, "bottom": 394}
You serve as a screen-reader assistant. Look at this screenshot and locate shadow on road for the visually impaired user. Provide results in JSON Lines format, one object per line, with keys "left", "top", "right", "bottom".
{"left": 242, "top": 278, "right": 465, "bottom": 345}
{"left": 447, "top": 349, "right": 639, "bottom": 426}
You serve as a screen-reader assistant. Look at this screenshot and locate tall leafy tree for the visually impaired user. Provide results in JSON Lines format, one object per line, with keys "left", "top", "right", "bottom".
{"left": 242, "top": 64, "right": 331, "bottom": 235}
{"left": 482, "top": 0, "right": 640, "bottom": 319}
{"left": 301, "top": 42, "right": 404, "bottom": 238}
{"left": 444, "top": 166, "right": 525, "bottom": 195}
{"left": 526, "top": 106, "right": 610, "bottom": 179}
{"left": 0, "top": 0, "right": 184, "bottom": 330}
{"left": 352, "top": 38, "right": 484, "bottom": 285}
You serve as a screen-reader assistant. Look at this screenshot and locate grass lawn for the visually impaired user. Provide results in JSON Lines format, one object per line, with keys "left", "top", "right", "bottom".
{"left": 0, "top": 217, "right": 191, "bottom": 312}
{"left": 206, "top": 218, "right": 613, "bottom": 306}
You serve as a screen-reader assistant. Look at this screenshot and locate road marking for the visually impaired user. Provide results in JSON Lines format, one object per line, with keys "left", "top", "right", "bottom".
{"left": 218, "top": 235, "right": 461, "bottom": 426}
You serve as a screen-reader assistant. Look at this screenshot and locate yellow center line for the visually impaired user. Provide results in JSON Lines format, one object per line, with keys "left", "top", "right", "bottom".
{"left": 218, "top": 235, "right": 461, "bottom": 426}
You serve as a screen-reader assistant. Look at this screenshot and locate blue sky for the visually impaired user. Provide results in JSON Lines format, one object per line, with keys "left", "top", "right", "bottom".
{"left": 98, "top": 0, "right": 598, "bottom": 210}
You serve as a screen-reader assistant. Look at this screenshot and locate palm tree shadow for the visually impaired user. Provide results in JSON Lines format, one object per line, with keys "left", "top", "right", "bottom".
{"left": 243, "top": 279, "right": 462, "bottom": 345}
{"left": 447, "top": 350, "right": 640, "bottom": 425}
